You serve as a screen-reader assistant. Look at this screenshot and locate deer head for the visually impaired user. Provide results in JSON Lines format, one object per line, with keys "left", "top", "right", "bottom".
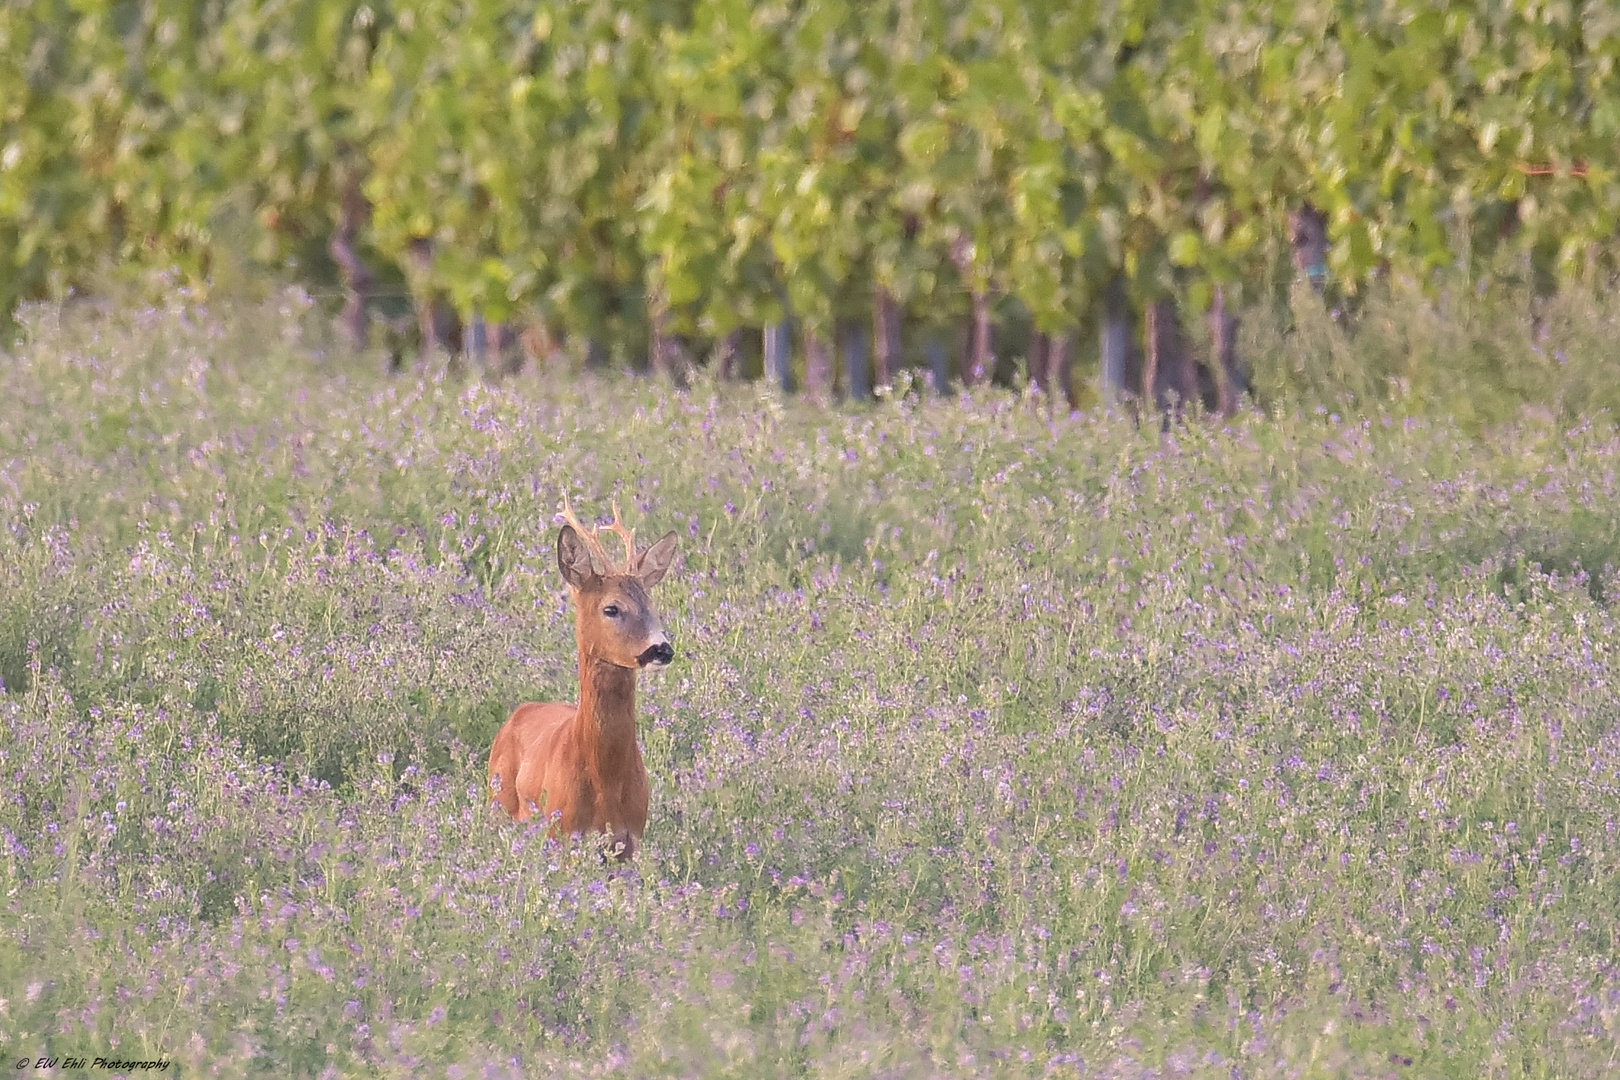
{"left": 557, "top": 497, "right": 679, "bottom": 669}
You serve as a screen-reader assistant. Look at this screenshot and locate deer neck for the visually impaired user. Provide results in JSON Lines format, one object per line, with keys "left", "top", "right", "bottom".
{"left": 575, "top": 649, "right": 640, "bottom": 778}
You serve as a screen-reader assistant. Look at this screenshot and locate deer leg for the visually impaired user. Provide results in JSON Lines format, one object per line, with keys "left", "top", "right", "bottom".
{"left": 601, "top": 826, "right": 636, "bottom": 862}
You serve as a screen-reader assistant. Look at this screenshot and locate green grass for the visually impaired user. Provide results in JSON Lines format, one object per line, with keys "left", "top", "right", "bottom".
{"left": 1241, "top": 273, "right": 1620, "bottom": 434}
{"left": 0, "top": 291, "right": 1617, "bottom": 1077}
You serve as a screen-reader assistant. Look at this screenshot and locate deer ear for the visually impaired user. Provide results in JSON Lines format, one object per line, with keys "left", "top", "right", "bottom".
{"left": 557, "top": 525, "right": 597, "bottom": 589}
{"left": 637, "top": 531, "right": 678, "bottom": 587}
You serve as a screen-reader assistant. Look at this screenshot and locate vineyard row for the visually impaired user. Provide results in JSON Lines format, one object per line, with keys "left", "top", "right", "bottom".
{"left": 3, "top": 0, "right": 1615, "bottom": 407}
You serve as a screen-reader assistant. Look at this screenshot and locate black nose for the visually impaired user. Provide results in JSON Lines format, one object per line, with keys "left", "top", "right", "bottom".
{"left": 638, "top": 642, "right": 674, "bottom": 666}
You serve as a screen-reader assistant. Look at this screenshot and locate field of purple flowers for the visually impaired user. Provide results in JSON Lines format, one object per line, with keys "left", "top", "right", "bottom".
{"left": 2, "top": 295, "right": 1618, "bottom": 1077}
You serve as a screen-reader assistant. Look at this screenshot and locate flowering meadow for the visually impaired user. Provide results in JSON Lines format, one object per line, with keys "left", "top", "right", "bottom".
{"left": 1, "top": 295, "right": 1618, "bottom": 1078}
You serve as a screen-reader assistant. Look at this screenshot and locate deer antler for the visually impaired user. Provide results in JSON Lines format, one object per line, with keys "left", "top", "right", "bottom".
{"left": 600, "top": 502, "right": 638, "bottom": 573}
{"left": 558, "top": 493, "right": 640, "bottom": 575}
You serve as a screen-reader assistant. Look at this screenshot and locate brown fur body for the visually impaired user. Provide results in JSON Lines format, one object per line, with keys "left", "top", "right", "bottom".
{"left": 488, "top": 659, "right": 650, "bottom": 853}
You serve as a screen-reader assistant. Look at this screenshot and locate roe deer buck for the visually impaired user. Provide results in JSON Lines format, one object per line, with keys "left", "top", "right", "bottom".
{"left": 487, "top": 498, "right": 678, "bottom": 859}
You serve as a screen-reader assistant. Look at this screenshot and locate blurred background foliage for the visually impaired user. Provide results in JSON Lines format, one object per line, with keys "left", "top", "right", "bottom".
{"left": 3, "top": 0, "right": 1619, "bottom": 416}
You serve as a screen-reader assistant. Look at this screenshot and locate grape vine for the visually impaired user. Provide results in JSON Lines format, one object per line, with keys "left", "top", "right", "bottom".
{"left": 4, "top": 0, "right": 1616, "bottom": 399}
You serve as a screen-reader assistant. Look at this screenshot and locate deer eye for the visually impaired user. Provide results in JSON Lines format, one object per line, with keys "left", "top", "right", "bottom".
{"left": 602, "top": 604, "right": 621, "bottom": 618}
